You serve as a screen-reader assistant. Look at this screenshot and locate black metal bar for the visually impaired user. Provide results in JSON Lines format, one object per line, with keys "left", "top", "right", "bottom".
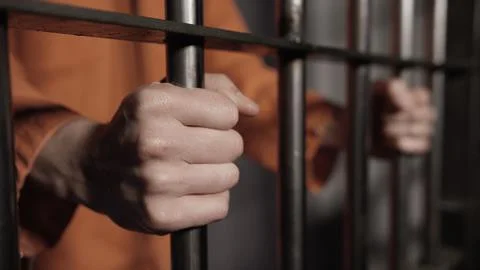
{"left": 0, "top": 0, "right": 466, "bottom": 71}
{"left": 423, "top": 0, "right": 447, "bottom": 265}
{"left": 166, "top": 1, "right": 207, "bottom": 270}
{"left": 0, "top": 9, "right": 20, "bottom": 270}
{"left": 344, "top": 0, "right": 371, "bottom": 270}
{"left": 465, "top": 1, "right": 480, "bottom": 269}
{"left": 278, "top": 1, "right": 306, "bottom": 270}
{"left": 390, "top": 0, "right": 415, "bottom": 269}
{"left": 389, "top": 160, "right": 408, "bottom": 270}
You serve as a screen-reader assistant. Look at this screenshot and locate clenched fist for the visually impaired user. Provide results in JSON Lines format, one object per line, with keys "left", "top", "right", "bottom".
{"left": 374, "top": 79, "right": 437, "bottom": 155}
{"left": 60, "top": 74, "right": 258, "bottom": 234}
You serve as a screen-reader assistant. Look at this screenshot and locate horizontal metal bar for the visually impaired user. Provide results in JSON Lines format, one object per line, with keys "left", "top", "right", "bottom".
{"left": 0, "top": 0, "right": 471, "bottom": 71}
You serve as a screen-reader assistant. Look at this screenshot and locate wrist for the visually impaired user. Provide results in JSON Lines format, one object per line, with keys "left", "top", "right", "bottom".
{"left": 28, "top": 118, "right": 102, "bottom": 205}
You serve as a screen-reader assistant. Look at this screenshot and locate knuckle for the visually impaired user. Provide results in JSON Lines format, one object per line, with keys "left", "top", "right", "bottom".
{"left": 155, "top": 171, "right": 171, "bottom": 186}
{"left": 151, "top": 137, "right": 172, "bottom": 157}
{"left": 138, "top": 134, "right": 171, "bottom": 159}
{"left": 142, "top": 166, "right": 172, "bottom": 190}
{"left": 137, "top": 133, "right": 151, "bottom": 159}
{"left": 135, "top": 87, "right": 173, "bottom": 117}
{"left": 146, "top": 203, "right": 182, "bottom": 231}
{"left": 202, "top": 89, "right": 239, "bottom": 127}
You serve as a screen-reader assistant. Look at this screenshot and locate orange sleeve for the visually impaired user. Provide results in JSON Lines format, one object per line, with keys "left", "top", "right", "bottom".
{"left": 9, "top": 32, "right": 79, "bottom": 253}
{"left": 9, "top": 35, "right": 78, "bottom": 194}
{"left": 203, "top": 0, "right": 342, "bottom": 190}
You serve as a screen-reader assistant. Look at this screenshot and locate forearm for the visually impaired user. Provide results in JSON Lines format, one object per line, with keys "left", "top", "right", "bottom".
{"left": 16, "top": 115, "right": 100, "bottom": 249}
{"left": 27, "top": 118, "right": 99, "bottom": 207}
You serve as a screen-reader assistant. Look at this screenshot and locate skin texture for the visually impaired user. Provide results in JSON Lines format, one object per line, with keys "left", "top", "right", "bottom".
{"left": 23, "top": 74, "right": 435, "bottom": 256}
{"left": 28, "top": 74, "right": 259, "bottom": 237}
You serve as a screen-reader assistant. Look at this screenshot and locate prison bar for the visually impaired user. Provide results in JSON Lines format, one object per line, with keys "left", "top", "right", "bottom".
{"left": 423, "top": 0, "right": 447, "bottom": 265}
{"left": 389, "top": 0, "right": 415, "bottom": 269}
{"left": 0, "top": 0, "right": 475, "bottom": 270}
{"left": 344, "top": 0, "right": 371, "bottom": 269}
{"left": 166, "top": 1, "right": 207, "bottom": 270}
{"left": 0, "top": 1, "right": 466, "bottom": 71}
{"left": 465, "top": 1, "right": 480, "bottom": 269}
{"left": 0, "top": 9, "right": 20, "bottom": 270}
{"left": 278, "top": 1, "right": 306, "bottom": 269}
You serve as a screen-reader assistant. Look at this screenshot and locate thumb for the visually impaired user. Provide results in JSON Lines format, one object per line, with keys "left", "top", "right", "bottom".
{"left": 385, "top": 79, "right": 415, "bottom": 111}
{"left": 205, "top": 74, "right": 259, "bottom": 116}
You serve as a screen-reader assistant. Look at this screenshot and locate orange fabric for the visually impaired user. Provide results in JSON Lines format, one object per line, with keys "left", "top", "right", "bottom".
{"left": 11, "top": 0, "right": 339, "bottom": 269}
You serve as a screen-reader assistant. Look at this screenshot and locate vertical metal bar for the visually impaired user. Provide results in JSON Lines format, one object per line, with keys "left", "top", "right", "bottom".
{"left": 466, "top": 1, "right": 480, "bottom": 269}
{"left": 166, "top": 1, "right": 207, "bottom": 270}
{"left": 423, "top": 0, "right": 447, "bottom": 264}
{"left": 344, "top": 0, "right": 371, "bottom": 270}
{"left": 0, "top": 10, "right": 20, "bottom": 270}
{"left": 390, "top": 0, "right": 414, "bottom": 269}
{"left": 278, "top": 1, "right": 306, "bottom": 270}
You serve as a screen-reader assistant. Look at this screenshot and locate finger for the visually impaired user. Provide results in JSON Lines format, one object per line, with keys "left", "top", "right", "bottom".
{"left": 383, "top": 112, "right": 410, "bottom": 124}
{"left": 179, "top": 127, "right": 243, "bottom": 163}
{"left": 140, "top": 121, "right": 243, "bottom": 163}
{"left": 205, "top": 74, "right": 259, "bottom": 116}
{"left": 412, "top": 87, "right": 431, "bottom": 105}
{"left": 145, "top": 191, "right": 230, "bottom": 231}
{"left": 141, "top": 161, "right": 239, "bottom": 195}
{"left": 385, "top": 106, "right": 436, "bottom": 124}
{"left": 385, "top": 117, "right": 434, "bottom": 138}
{"left": 393, "top": 137, "right": 431, "bottom": 154}
{"left": 407, "top": 122, "right": 434, "bottom": 137}
{"left": 387, "top": 79, "right": 415, "bottom": 111}
{"left": 410, "top": 106, "right": 437, "bottom": 123}
{"left": 137, "top": 83, "right": 239, "bottom": 130}
{"left": 384, "top": 121, "right": 409, "bottom": 138}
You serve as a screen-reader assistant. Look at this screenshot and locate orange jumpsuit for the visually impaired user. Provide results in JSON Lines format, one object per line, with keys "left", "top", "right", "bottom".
{"left": 12, "top": 0, "right": 339, "bottom": 269}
